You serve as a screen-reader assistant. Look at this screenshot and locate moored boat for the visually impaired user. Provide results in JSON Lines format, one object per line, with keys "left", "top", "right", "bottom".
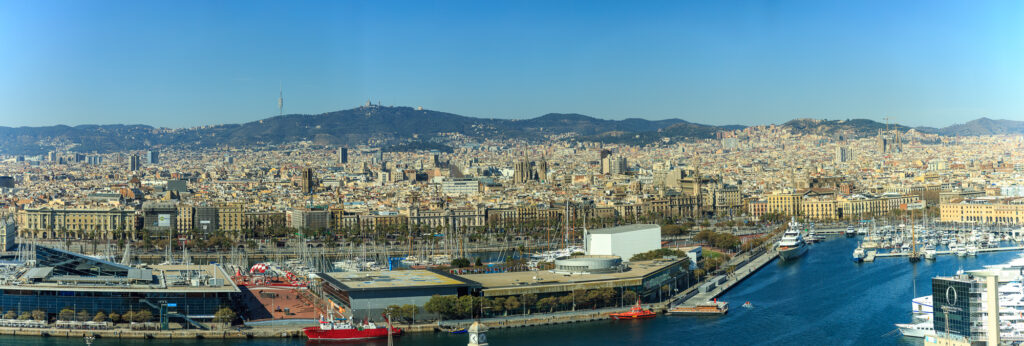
{"left": 667, "top": 301, "right": 729, "bottom": 316}
{"left": 303, "top": 315, "right": 401, "bottom": 341}
{"left": 896, "top": 321, "right": 936, "bottom": 338}
{"left": 610, "top": 299, "right": 656, "bottom": 320}
{"left": 852, "top": 244, "right": 866, "bottom": 263}
{"left": 923, "top": 245, "right": 936, "bottom": 260}
{"left": 777, "top": 228, "right": 808, "bottom": 261}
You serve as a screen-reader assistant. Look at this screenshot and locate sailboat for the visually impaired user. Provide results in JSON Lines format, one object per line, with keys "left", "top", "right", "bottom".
{"left": 908, "top": 217, "right": 920, "bottom": 263}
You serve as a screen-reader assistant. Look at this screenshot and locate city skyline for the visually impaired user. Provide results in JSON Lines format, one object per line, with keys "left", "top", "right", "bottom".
{"left": 2, "top": 1, "right": 1023, "bottom": 128}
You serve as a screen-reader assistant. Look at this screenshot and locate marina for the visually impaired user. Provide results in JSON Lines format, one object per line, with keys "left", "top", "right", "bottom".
{"left": 875, "top": 245, "right": 1024, "bottom": 258}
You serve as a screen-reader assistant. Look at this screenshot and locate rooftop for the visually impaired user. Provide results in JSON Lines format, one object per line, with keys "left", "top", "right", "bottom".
{"left": 461, "top": 259, "right": 682, "bottom": 296}
{"left": 0, "top": 263, "right": 238, "bottom": 293}
{"left": 319, "top": 269, "right": 478, "bottom": 291}
{"left": 586, "top": 223, "right": 660, "bottom": 235}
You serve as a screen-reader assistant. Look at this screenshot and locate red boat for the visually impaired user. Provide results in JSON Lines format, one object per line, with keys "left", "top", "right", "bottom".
{"left": 609, "top": 299, "right": 656, "bottom": 320}
{"left": 303, "top": 317, "right": 402, "bottom": 340}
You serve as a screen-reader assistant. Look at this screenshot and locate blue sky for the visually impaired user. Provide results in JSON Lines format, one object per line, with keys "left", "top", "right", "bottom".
{"left": 1, "top": 0, "right": 1022, "bottom": 128}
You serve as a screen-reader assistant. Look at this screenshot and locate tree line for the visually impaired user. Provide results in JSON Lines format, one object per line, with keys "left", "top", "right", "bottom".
{"left": 423, "top": 288, "right": 638, "bottom": 320}
{"left": 1, "top": 307, "right": 237, "bottom": 324}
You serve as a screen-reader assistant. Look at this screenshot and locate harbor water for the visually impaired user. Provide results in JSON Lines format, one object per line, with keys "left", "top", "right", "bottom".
{"left": 4, "top": 236, "right": 1019, "bottom": 346}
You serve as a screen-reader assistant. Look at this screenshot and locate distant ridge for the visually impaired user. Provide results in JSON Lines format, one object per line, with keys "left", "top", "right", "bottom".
{"left": 781, "top": 118, "right": 920, "bottom": 137}
{"left": 938, "top": 117, "right": 1024, "bottom": 136}
{"left": 0, "top": 105, "right": 1019, "bottom": 155}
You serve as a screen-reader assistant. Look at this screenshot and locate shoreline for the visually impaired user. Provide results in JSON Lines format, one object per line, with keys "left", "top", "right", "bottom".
{"left": 0, "top": 326, "right": 300, "bottom": 339}
{"left": 0, "top": 243, "right": 784, "bottom": 340}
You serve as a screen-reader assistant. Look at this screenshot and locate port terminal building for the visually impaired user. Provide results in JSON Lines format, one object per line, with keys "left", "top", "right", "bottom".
{"left": 0, "top": 246, "right": 239, "bottom": 321}
{"left": 462, "top": 258, "right": 689, "bottom": 304}
{"left": 314, "top": 269, "right": 481, "bottom": 320}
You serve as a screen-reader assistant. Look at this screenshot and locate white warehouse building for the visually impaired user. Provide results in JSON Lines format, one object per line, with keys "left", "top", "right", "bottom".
{"left": 585, "top": 224, "right": 661, "bottom": 261}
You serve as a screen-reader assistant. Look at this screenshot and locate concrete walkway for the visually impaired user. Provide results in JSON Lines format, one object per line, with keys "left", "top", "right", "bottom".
{"left": 677, "top": 248, "right": 779, "bottom": 307}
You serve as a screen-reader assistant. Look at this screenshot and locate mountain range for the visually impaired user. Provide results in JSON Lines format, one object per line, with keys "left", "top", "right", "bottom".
{"left": 0, "top": 105, "right": 1020, "bottom": 155}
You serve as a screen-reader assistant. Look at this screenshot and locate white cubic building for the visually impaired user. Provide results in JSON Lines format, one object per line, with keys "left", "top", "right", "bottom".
{"left": 585, "top": 224, "right": 661, "bottom": 262}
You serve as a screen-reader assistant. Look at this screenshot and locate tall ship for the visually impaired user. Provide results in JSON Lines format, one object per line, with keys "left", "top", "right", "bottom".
{"left": 777, "top": 228, "right": 808, "bottom": 261}
{"left": 303, "top": 315, "right": 402, "bottom": 340}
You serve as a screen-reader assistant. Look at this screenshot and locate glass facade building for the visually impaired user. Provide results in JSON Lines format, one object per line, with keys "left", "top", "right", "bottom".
{"left": 0, "top": 246, "right": 238, "bottom": 320}
{"left": 931, "top": 276, "right": 980, "bottom": 338}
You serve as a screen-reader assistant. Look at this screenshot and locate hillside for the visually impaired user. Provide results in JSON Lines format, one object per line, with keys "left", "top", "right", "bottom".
{"left": 938, "top": 118, "right": 1024, "bottom": 136}
{"left": 1, "top": 105, "right": 1020, "bottom": 155}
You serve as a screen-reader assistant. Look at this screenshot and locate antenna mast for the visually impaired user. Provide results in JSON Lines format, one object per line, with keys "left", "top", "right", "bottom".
{"left": 278, "top": 83, "right": 284, "bottom": 116}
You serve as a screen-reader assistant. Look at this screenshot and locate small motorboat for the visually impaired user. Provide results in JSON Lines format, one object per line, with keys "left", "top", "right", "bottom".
{"left": 742, "top": 301, "right": 753, "bottom": 308}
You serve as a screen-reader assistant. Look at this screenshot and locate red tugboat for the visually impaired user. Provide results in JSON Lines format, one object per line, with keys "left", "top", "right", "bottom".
{"left": 303, "top": 314, "right": 402, "bottom": 340}
{"left": 609, "top": 299, "right": 656, "bottom": 320}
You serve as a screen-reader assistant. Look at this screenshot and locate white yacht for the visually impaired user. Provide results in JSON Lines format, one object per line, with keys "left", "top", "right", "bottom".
{"left": 777, "top": 228, "right": 808, "bottom": 261}
{"left": 896, "top": 320, "right": 935, "bottom": 338}
{"left": 923, "top": 245, "right": 936, "bottom": 260}
{"left": 967, "top": 244, "right": 978, "bottom": 256}
{"left": 852, "top": 244, "right": 866, "bottom": 263}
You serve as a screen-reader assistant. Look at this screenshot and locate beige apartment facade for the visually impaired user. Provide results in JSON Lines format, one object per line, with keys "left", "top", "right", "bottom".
{"left": 941, "top": 197, "right": 1024, "bottom": 225}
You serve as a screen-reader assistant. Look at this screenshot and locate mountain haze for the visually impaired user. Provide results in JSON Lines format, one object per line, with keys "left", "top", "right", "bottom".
{"left": 938, "top": 118, "right": 1024, "bottom": 136}
{"left": 0, "top": 105, "right": 1019, "bottom": 155}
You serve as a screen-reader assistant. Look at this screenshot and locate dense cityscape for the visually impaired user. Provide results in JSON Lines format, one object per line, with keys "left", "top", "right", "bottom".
{"left": 4, "top": 1, "right": 1024, "bottom": 345}
{"left": 0, "top": 106, "right": 1022, "bottom": 344}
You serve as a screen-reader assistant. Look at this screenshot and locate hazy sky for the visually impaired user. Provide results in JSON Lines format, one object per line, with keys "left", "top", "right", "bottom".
{"left": 1, "top": 0, "right": 1022, "bottom": 128}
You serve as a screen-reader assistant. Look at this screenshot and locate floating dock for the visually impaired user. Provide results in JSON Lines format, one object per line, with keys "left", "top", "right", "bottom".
{"left": 874, "top": 246, "right": 1024, "bottom": 258}
{"left": 864, "top": 250, "right": 877, "bottom": 262}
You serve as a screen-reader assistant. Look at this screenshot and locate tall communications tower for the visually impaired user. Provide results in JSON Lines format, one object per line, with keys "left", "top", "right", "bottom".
{"left": 278, "top": 84, "right": 284, "bottom": 116}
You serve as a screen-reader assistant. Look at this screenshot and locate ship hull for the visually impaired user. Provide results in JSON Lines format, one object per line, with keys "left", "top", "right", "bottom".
{"left": 666, "top": 310, "right": 726, "bottom": 316}
{"left": 895, "top": 323, "right": 934, "bottom": 338}
{"left": 778, "top": 244, "right": 807, "bottom": 260}
{"left": 610, "top": 313, "right": 655, "bottom": 320}
{"left": 303, "top": 326, "right": 402, "bottom": 340}
{"left": 666, "top": 308, "right": 728, "bottom": 316}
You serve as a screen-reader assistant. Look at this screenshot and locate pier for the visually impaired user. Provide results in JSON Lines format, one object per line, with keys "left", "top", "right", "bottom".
{"left": 670, "top": 246, "right": 780, "bottom": 308}
{"left": 874, "top": 245, "right": 1024, "bottom": 258}
{"left": 864, "top": 250, "right": 877, "bottom": 262}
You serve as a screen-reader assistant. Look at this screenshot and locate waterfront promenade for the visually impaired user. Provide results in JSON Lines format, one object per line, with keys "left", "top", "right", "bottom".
{"left": 0, "top": 326, "right": 304, "bottom": 339}
{"left": 673, "top": 246, "right": 780, "bottom": 308}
